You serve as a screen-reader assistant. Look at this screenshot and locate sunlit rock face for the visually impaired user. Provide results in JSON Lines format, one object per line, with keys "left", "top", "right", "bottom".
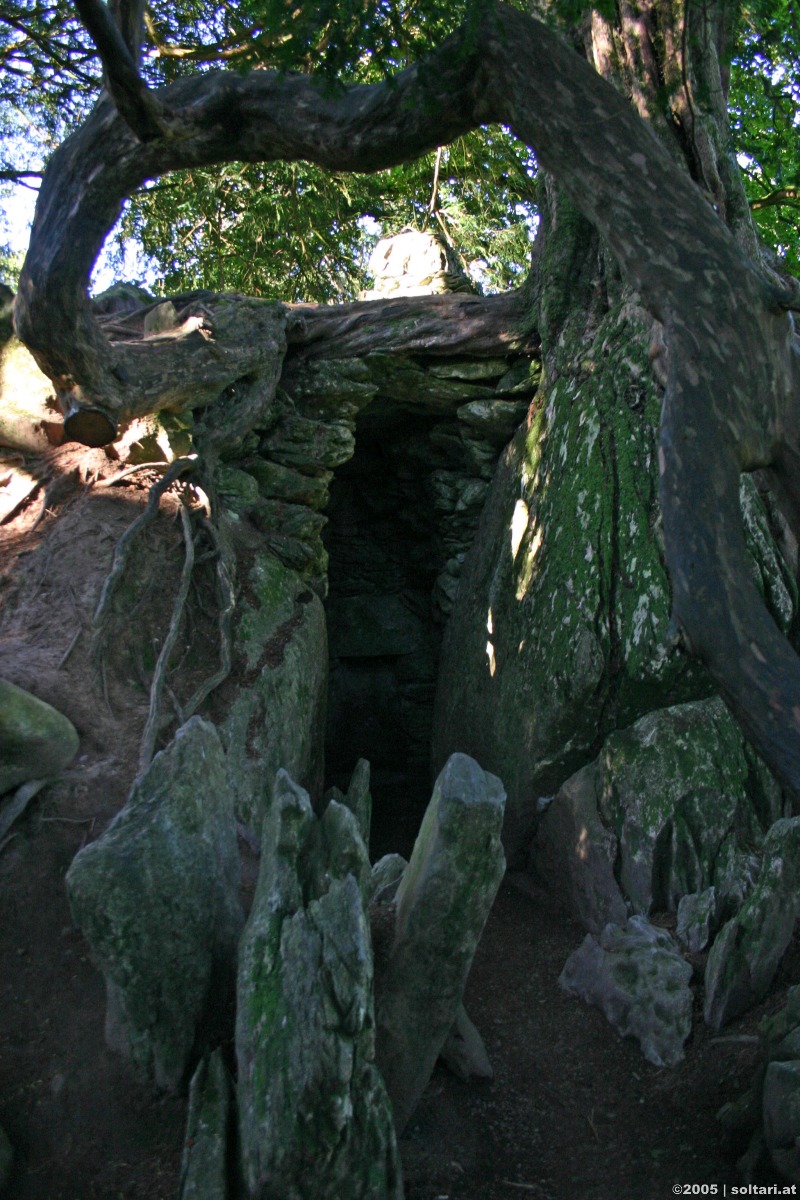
{"left": 360, "top": 229, "right": 477, "bottom": 300}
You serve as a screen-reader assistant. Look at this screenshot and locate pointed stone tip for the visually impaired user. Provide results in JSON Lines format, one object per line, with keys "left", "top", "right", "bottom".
{"left": 437, "top": 752, "right": 506, "bottom": 813}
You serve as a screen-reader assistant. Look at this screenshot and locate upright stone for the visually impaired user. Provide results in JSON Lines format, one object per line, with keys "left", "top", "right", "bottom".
{"left": 705, "top": 817, "right": 800, "bottom": 1030}
{"left": 375, "top": 752, "right": 506, "bottom": 1133}
{"left": 236, "top": 770, "right": 402, "bottom": 1200}
{"left": 179, "top": 1049, "right": 232, "bottom": 1200}
{"left": 66, "top": 718, "right": 242, "bottom": 1090}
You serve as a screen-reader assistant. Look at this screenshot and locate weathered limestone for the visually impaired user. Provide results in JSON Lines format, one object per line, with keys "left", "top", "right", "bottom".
{"left": 236, "top": 770, "right": 402, "bottom": 1200}
{"left": 360, "top": 230, "right": 476, "bottom": 300}
{"left": 222, "top": 551, "right": 328, "bottom": 835}
{"left": 0, "top": 678, "right": 80, "bottom": 794}
{"left": 675, "top": 888, "right": 717, "bottom": 954}
{"left": 375, "top": 752, "right": 506, "bottom": 1132}
{"left": 179, "top": 1049, "right": 232, "bottom": 1200}
{"left": 533, "top": 697, "right": 782, "bottom": 932}
{"left": 66, "top": 718, "right": 242, "bottom": 1090}
{"left": 559, "top": 916, "right": 693, "bottom": 1068}
{"left": 704, "top": 817, "right": 800, "bottom": 1031}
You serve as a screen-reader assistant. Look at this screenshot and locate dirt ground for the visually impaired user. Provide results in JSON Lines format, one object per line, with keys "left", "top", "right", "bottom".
{"left": 0, "top": 445, "right": 794, "bottom": 1199}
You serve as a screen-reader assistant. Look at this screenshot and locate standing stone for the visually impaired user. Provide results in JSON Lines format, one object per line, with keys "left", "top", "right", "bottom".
{"left": 375, "top": 752, "right": 506, "bottom": 1133}
{"left": 0, "top": 678, "right": 79, "bottom": 794}
{"left": 341, "top": 757, "right": 372, "bottom": 848}
{"left": 179, "top": 1049, "right": 232, "bottom": 1200}
{"left": 222, "top": 551, "right": 327, "bottom": 835}
{"left": 236, "top": 770, "right": 402, "bottom": 1200}
{"left": 705, "top": 817, "right": 800, "bottom": 1030}
{"left": 559, "top": 916, "right": 693, "bottom": 1068}
{"left": 66, "top": 718, "right": 242, "bottom": 1090}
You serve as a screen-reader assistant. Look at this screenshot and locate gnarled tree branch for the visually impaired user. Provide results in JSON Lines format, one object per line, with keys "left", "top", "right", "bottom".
{"left": 74, "top": 0, "right": 168, "bottom": 141}
{"left": 14, "top": 2, "right": 800, "bottom": 802}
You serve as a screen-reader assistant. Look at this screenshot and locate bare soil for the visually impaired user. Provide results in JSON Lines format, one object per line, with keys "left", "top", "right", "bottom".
{"left": 0, "top": 446, "right": 793, "bottom": 1199}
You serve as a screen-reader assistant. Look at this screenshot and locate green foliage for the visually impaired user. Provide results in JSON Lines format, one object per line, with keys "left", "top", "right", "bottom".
{"left": 730, "top": 0, "right": 800, "bottom": 274}
{"left": 118, "top": 129, "right": 536, "bottom": 302}
{"left": 0, "top": 0, "right": 798, "bottom": 296}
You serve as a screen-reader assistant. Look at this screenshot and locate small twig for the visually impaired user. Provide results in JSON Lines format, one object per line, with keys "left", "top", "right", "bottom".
{"left": 57, "top": 627, "right": 83, "bottom": 669}
{"left": 138, "top": 501, "right": 196, "bottom": 772}
{"left": 501, "top": 1183, "right": 540, "bottom": 1193}
{"left": 586, "top": 1108, "right": 600, "bottom": 1144}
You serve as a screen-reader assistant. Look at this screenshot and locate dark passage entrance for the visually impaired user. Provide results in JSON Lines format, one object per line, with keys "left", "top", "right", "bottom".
{"left": 323, "top": 408, "right": 444, "bottom": 858}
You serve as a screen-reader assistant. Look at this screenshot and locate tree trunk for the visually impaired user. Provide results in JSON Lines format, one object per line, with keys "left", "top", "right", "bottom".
{"left": 11, "top": 0, "right": 800, "bottom": 813}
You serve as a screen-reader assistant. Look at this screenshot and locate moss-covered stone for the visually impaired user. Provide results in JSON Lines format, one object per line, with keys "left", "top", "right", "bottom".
{"left": 66, "top": 718, "right": 242, "bottom": 1090}
{"left": 534, "top": 697, "right": 781, "bottom": 932}
{"left": 236, "top": 771, "right": 402, "bottom": 1200}
{"left": 217, "top": 465, "right": 260, "bottom": 514}
{"left": 222, "top": 552, "right": 327, "bottom": 833}
{"left": 705, "top": 817, "right": 800, "bottom": 1031}
{"left": 245, "top": 458, "right": 332, "bottom": 510}
{"left": 261, "top": 413, "right": 355, "bottom": 474}
{"left": 0, "top": 678, "right": 79, "bottom": 794}
{"left": 179, "top": 1049, "right": 232, "bottom": 1200}
{"left": 375, "top": 753, "right": 506, "bottom": 1133}
{"left": 433, "top": 300, "right": 794, "bottom": 863}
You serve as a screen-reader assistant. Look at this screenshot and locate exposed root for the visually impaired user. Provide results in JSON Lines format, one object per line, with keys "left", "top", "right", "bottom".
{"left": 180, "top": 514, "right": 235, "bottom": 720}
{"left": 138, "top": 501, "right": 195, "bottom": 773}
{"left": 90, "top": 452, "right": 237, "bottom": 767}
{"left": 92, "top": 455, "right": 197, "bottom": 661}
{"left": 95, "top": 461, "right": 174, "bottom": 489}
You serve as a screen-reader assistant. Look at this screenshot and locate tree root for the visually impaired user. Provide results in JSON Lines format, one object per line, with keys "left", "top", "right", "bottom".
{"left": 92, "top": 454, "right": 197, "bottom": 662}
{"left": 180, "top": 514, "right": 235, "bottom": 721}
{"left": 91, "top": 453, "right": 237, "bottom": 772}
{"left": 138, "top": 501, "right": 195, "bottom": 773}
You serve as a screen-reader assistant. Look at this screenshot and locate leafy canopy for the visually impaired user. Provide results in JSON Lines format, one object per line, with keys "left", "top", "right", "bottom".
{"left": 0, "top": 0, "right": 798, "bottom": 295}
